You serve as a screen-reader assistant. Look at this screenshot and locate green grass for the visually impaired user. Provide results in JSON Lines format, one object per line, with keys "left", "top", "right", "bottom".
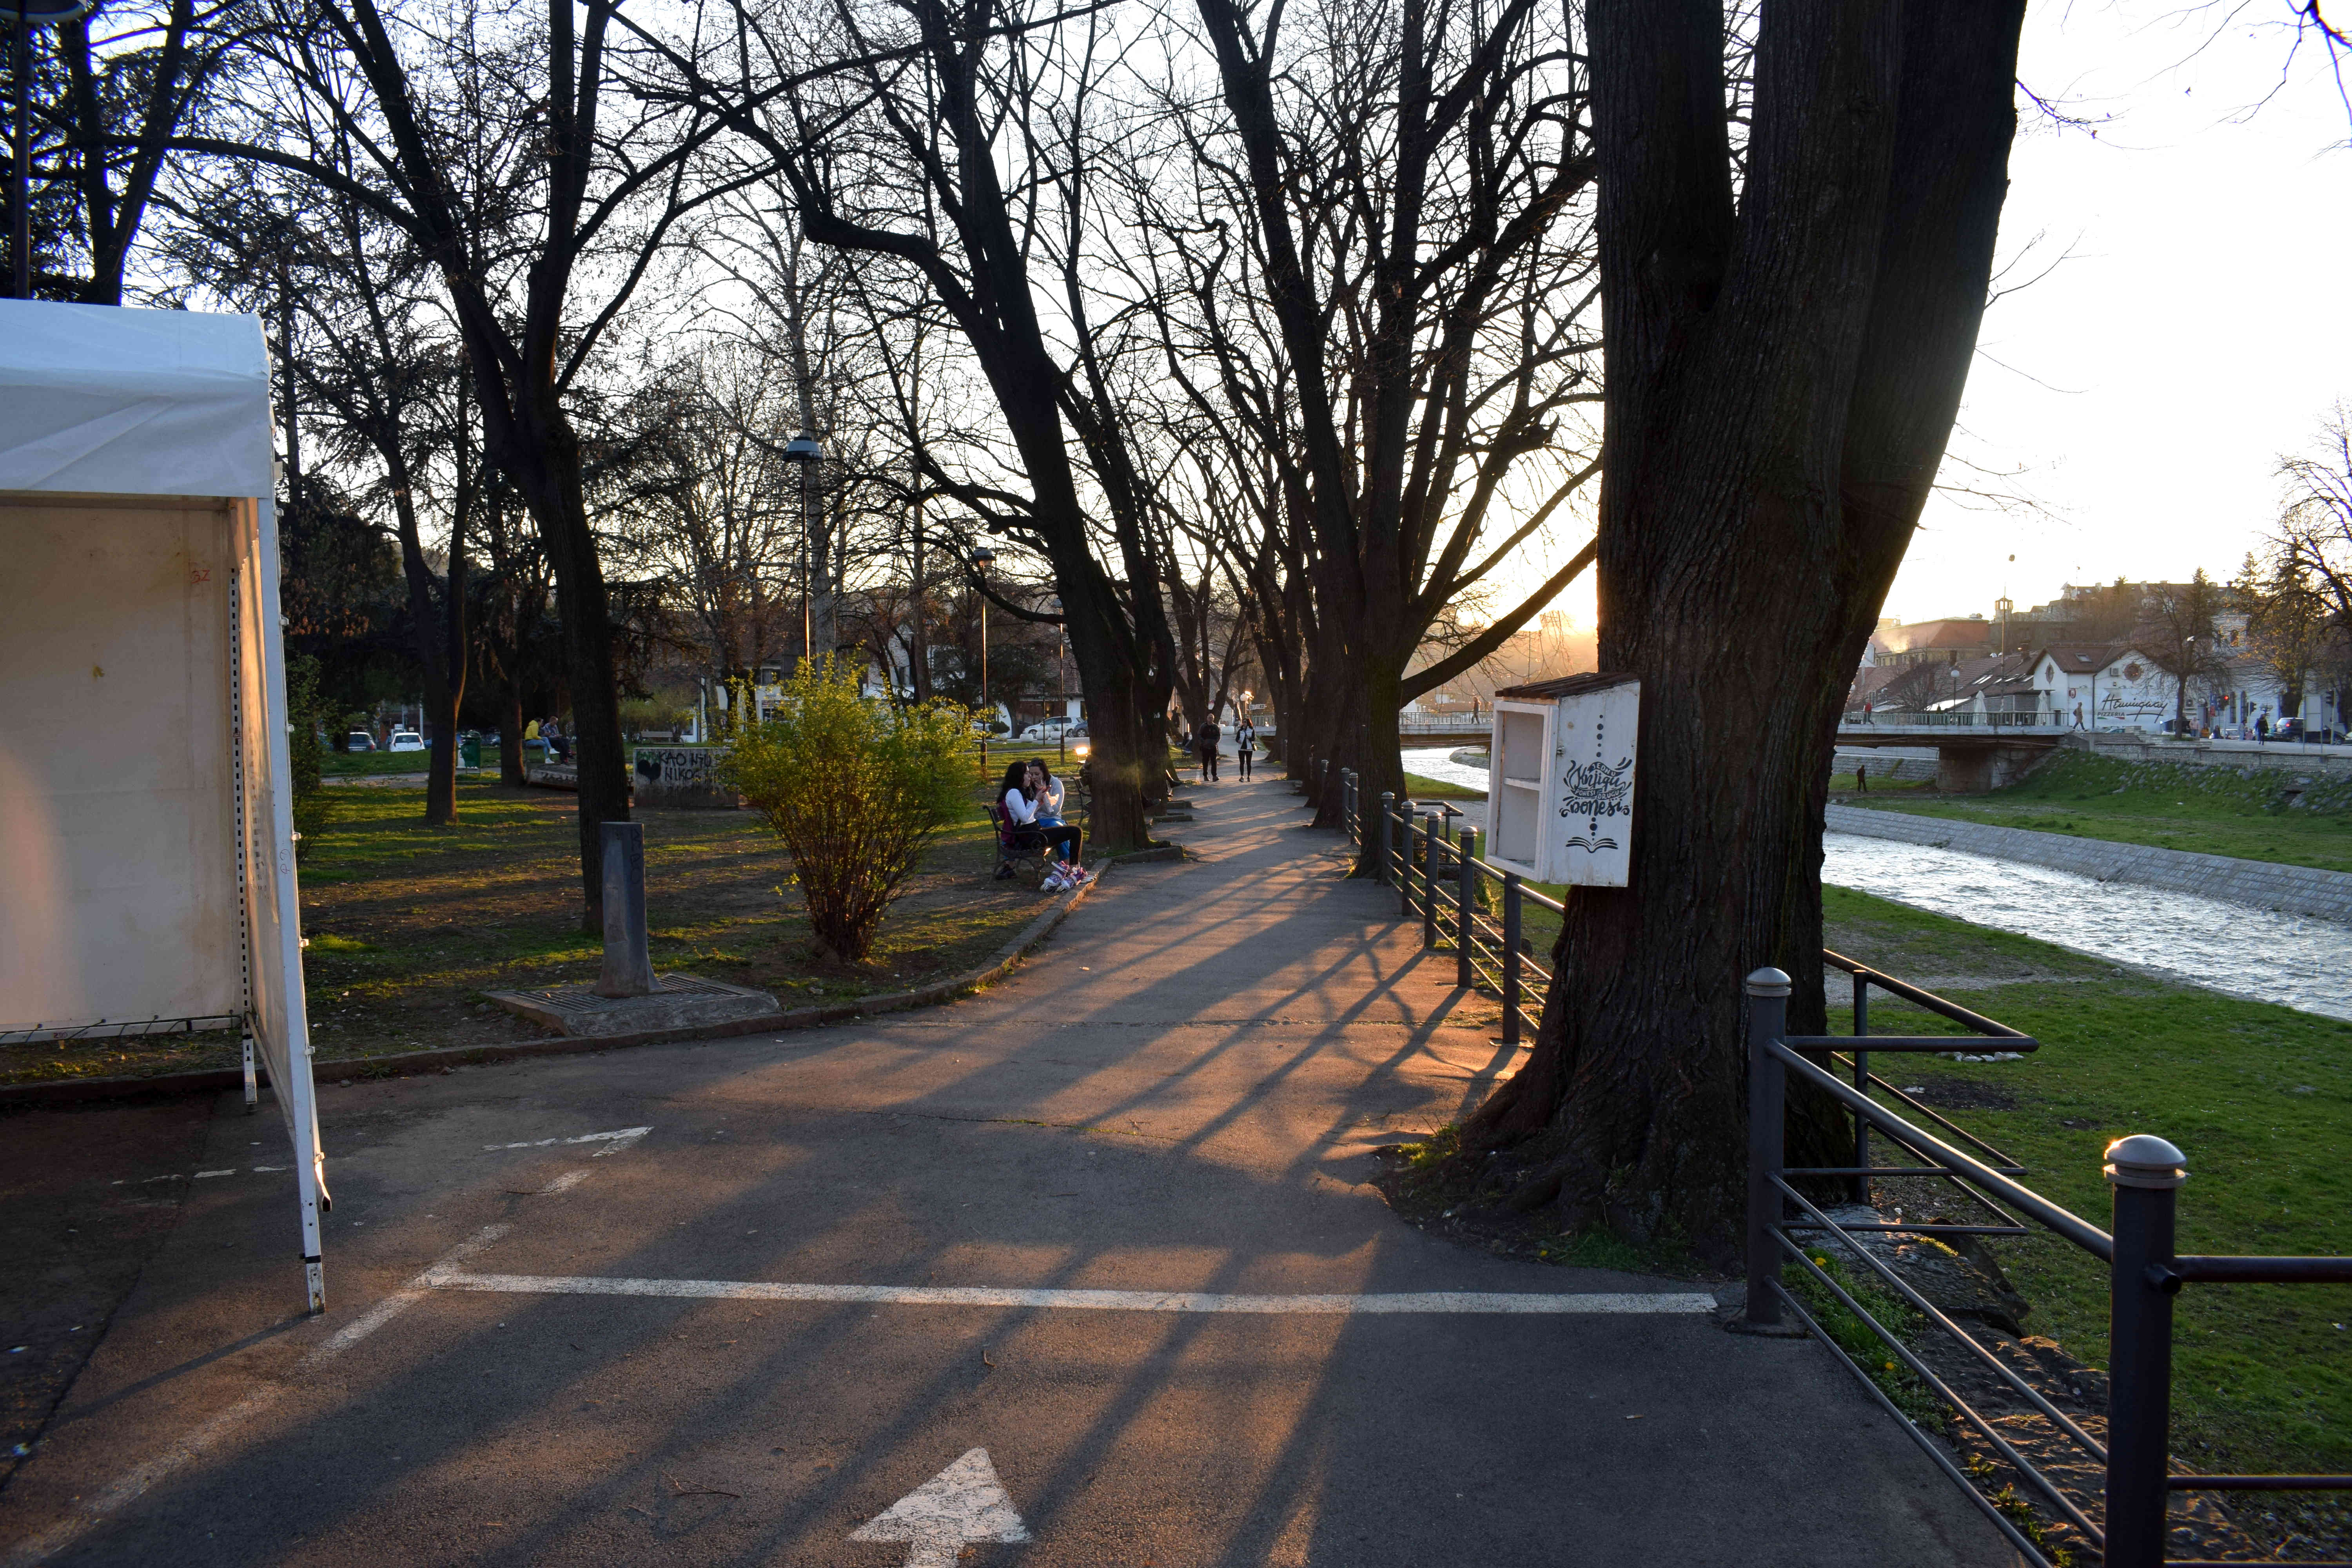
{"left": 3, "top": 768, "right": 1068, "bottom": 1088}
{"left": 1828, "top": 770, "right": 1934, "bottom": 793}
{"left": 1817, "top": 884, "right": 2352, "bottom": 1484}
{"left": 321, "top": 746, "right": 497, "bottom": 777}
{"left": 1842, "top": 750, "right": 2352, "bottom": 873}
{"left": 1401, "top": 771, "right": 1487, "bottom": 800}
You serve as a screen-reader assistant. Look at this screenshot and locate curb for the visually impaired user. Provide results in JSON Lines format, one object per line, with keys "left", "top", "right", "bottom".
{"left": 0, "top": 861, "right": 1120, "bottom": 1108}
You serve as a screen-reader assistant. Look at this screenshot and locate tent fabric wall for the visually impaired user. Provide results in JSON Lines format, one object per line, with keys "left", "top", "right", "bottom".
{"left": 0, "top": 302, "right": 327, "bottom": 1312}
{"left": 0, "top": 496, "right": 244, "bottom": 1029}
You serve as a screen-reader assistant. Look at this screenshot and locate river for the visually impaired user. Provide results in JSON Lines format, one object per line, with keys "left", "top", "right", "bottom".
{"left": 1401, "top": 747, "right": 2352, "bottom": 1022}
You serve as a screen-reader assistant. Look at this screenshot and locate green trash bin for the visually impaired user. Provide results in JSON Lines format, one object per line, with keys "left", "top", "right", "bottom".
{"left": 460, "top": 733, "right": 481, "bottom": 769}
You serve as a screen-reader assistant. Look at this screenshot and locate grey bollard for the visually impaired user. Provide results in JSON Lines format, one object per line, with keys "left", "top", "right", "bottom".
{"left": 593, "top": 820, "right": 657, "bottom": 998}
{"left": 1742, "top": 967, "right": 1793, "bottom": 1330}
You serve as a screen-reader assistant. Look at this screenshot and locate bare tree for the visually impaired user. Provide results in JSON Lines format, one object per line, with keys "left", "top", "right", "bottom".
{"left": 670, "top": 0, "right": 1185, "bottom": 851}
{"left": 1174, "top": 0, "right": 1604, "bottom": 838}
{"left": 163, "top": 0, "right": 781, "bottom": 919}
{"left": 2143, "top": 570, "right": 2228, "bottom": 733}
{"left": 1458, "top": 2, "right": 2031, "bottom": 1248}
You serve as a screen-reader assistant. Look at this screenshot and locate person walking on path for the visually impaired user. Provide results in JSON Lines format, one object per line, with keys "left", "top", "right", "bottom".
{"left": 1234, "top": 717, "right": 1255, "bottom": 780}
{"left": 1195, "top": 720, "right": 1221, "bottom": 783}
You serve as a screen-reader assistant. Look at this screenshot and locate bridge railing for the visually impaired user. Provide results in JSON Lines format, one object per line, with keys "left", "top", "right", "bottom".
{"left": 1840, "top": 710, "right": 2065, "bottom": 730}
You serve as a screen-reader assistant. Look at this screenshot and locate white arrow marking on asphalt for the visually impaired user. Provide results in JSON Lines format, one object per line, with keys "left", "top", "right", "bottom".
{"left": 848, "top": 1448, "right": 1031, "bottom": 1568}
{"left": 482, "top": 1125, "right": 651, "bottom": 1154}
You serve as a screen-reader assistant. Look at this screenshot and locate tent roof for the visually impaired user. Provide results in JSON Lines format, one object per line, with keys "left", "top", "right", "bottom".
{"left": 0, "top": 301, "right": 274, "bottom": 501}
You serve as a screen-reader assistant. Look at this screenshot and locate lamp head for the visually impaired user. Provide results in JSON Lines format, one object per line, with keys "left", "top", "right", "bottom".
{"left": 971, "top": 546, "right": 996, "bottom": 568}
{"left": 782, "top": 431, "right": 821, "bottom": 463}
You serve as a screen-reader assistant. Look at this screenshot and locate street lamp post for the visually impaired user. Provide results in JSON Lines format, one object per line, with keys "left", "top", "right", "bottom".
{"left": 972, "top": 544, "right": 996, "bottom": 735}
{"left": 782, "top": 430, "right": 822, "bottom": 670}
{"left": 6, "top": 0, "right": 95, "bottom": 300}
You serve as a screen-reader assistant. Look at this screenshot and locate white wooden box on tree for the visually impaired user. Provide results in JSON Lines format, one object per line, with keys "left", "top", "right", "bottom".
{"left": 1482, "top": 673, "right": 1640, "bottom": 887}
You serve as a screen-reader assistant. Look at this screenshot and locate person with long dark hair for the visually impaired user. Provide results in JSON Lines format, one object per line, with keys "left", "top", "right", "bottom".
{"left": 1000, "top": 759, "right": 1085, "bottom": 889}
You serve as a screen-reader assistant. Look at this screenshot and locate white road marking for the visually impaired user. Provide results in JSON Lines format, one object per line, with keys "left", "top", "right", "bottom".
{"left": 192, "top": 1169, "right": 237, "bottom": 1179}
{"left": 539, "top": 1170, "right": 590, "bottom": 1194}
{"left": 425, "top": 1273, "right": 1718, "bottom": 1314}
{"left": 6, "top": 1223, "right": 513, "bottom": 1567}
{"left": 849, "top": 1448, "right": 1031, "bottom": 1568}
{"left": 482, "top": 1125, "right": 652, "bottom": 1154}
{"left": 318, "top": 1224, "right": 513, "bottom": 1356}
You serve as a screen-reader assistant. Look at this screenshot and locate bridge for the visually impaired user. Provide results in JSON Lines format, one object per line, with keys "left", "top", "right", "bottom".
{"left": 1396, "top": 713, "right": 2069, "bottom": 792}
{"left": 1836, "top": 714, "right": 2064, "bottom": 789}
{"left": 1395, "top": 721, "right": 1494, "bottom": 750}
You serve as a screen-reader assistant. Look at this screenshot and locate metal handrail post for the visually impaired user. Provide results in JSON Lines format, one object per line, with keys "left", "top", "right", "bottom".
{"left": 1852, "top": 969, "right": 1872, "bottom": 1203}
{"left": 1398, "top": 804, "right": 1417, "bottom": 916}
{"left": 1377, "top": 793, "right": 1395, "bottom": 888}
{"left": 1421, "top": 812, "right": 1441, "bottom": 948}
{"left": 1502, "top": 873, "right": 1523, "bottom": 1046}
{"left": 1742, "top": 967, "right": 1793, "bottom": 1329}
{"left": 1455, "top": 827, "right": 1477, "bottom": 988}
{"left": 2103, "top": 1134, "right": 2187, "bottom": 1568}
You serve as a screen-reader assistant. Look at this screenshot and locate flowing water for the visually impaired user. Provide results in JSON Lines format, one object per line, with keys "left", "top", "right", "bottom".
{"left": 1402, "top": 748, "right": 2352, "bottom": 1022}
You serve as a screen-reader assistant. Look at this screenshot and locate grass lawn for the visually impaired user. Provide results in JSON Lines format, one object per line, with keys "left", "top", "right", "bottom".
{"left": 1436, "top": 871, "right": 2350, "bottom": 1489}
{"left": 1402, "top": 771, "right": 1486, "bottom": 800}
{"left": 1816, "top": 884, "right": 2352, "bottom": 1489}
{"left": 321, "top": 747, "right": 497, "bottom": 778}
{"left": 2, "top": 766, "right": 1070, "bottom": 1089}
{"left": 1842, "top": 749, "right": 2352, "bottom": 874}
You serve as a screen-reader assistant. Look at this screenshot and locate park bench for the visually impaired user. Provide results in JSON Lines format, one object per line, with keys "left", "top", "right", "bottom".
{"left": 986, "top": 801, "right": 1050, "bottom": 885}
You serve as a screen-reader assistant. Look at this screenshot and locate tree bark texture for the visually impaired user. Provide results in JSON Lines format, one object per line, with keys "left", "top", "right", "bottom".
{"left": 1465, "top": 0, "right": 2026, "bottom": 1247}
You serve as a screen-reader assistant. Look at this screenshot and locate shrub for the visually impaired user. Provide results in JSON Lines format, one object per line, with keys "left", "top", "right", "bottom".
{"left": 720, "top": 658, "right": 975, "bottom": 963}
{"left": 285, "top": 654, "right": 325, "bottom": 800}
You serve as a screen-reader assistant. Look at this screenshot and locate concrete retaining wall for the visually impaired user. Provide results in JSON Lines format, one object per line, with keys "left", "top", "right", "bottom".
{"left": 1824, "top": 803, "right": 2352, "bottom": 923}
{"left": 1832, "top": 749, "right": 1940, "bottom": 784}
{"left": 2070, "top": 733, "right": 2352, "bottom": 778}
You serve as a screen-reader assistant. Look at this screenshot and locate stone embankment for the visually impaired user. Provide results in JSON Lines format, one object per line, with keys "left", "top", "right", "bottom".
{"left": 1825, "top": 804, "right": 2352, "bottom": 923}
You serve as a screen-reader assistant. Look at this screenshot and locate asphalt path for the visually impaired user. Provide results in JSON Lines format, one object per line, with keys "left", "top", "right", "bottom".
{"left": 0, "top": 780, "right": 2019, "bottom": 1567}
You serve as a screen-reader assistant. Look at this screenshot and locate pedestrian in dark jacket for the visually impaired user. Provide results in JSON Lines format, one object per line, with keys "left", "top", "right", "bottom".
{"left": 1196, "top": 721, "right": 1221, "bottom": 783}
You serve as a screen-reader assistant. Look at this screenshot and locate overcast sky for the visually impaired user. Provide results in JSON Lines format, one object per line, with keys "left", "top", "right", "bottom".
{"left": 1884, "top": 2, "right": 2352, "bottom": 623}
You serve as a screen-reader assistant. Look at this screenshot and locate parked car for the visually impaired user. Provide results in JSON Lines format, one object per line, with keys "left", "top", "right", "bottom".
{"left": 345, "top": 731, "right": 376, "bottom": 752}
{"left": 388, "top": 730, "right": 425, "bottom": 753}
{"left": 1017, "top": 717, "right": 1078, "bottom": 742}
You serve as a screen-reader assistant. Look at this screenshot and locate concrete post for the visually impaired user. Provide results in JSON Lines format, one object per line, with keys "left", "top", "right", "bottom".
{"left": 593, "top": 820, "right": 657, "bottom": 997}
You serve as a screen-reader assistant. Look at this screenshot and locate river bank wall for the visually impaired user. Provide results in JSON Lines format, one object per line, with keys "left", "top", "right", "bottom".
{"left": 1824, "top": 803, "right": 2352, "bottom": 923}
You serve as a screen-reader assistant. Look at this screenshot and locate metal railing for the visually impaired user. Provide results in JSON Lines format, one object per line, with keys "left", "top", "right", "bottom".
{"left": 1838, "top": 711, "right": 2067, "bottom": 731}
{"left": 1328, "top": 766, "right": 2352, "bottom": 1564}
{"left": 1742, "top": 967, "right": 2352, "bottom": 1568}
{"left": 1339, "top": 771, "right": 1559, "bottom": 1044}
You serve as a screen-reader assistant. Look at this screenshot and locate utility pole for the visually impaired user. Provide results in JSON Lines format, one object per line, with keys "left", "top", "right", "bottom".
{"left": 909, "top": 462, "right": 929, "bottom": 701}
{"left": 784, "top": 430, "right": 820, "bottom": 671}
{"left": 9, "top": 0, "right": 97, "bottom": 299}
{"left": 973, "top": 544, "right": 996, "bottom": 731}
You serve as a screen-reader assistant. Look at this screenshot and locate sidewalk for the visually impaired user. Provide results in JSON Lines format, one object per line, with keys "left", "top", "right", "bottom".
{"left": 1, "top": 777, "right": 2018, "bottom": 1567}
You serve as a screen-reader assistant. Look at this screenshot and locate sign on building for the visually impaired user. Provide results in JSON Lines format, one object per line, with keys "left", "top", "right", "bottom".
{"left": 1483, "top": 673, "right": 1640, "bottom": 887}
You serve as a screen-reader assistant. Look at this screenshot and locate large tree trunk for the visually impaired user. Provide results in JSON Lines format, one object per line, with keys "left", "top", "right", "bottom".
{"left": 387, "top": 463, "right": 461, "bottom": 827}
{"left": 1463, "top": 0, "right": 2027, "bottom": 1249}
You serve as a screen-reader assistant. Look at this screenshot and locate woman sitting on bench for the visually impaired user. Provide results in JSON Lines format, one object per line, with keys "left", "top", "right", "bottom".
{"left": 1001, "top": 760, "right": 1086, "bottom": 890}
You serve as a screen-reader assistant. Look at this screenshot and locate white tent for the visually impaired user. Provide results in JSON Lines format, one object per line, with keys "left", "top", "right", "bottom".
{"left": 0, "top": 301, "right": 328, "bottom": 1312}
